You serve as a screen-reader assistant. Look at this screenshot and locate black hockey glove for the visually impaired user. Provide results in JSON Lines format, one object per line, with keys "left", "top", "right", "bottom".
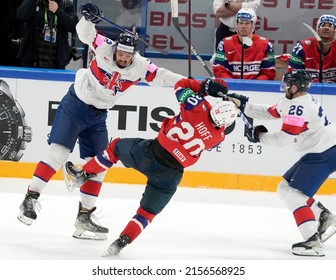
{"left": 246, "top": 125, "right": 268, "bottom": 143}
{"left": 200, "top": 78, "right": 228, "bottom": 98}
{"left": 80, "top": 2, "right": 103, "bottom": 24}
{"left": 225, "top": 93, "right": 249, "bottom": 112}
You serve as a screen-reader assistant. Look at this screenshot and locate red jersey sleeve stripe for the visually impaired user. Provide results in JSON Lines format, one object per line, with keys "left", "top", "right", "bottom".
{"left": 268, "top": 104, "right": 281, "bottom": 118}
{"left": 282, "top": 122, "right": 308, "bottom": 135}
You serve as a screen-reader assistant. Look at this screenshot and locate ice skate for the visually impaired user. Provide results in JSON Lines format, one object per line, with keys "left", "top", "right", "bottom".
{"left": 102, "top": 235, "right": 131, "bottom": 257}
{"left": 17, "top": 190, "right": 41, "bottom": 226}
{"left": 292, "top": 233, "right": 324, "bottom": 257}
{"left": 317, "top": 202, "right": 336, "bottom": 242}
{"left": 63, "top": 161, "right": 94, "bottom": 192}
{"left": 73, "top": 202, "right": 109, "bottom": 240}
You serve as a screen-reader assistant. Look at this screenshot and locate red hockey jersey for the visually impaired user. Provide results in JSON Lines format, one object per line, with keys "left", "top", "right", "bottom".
{"left": 213, "top": 34, "right": 275, "bottom": 80}
{"left": 288, "top": 37, "right": 336, "bottom": 83}
{"left": 157, "top": 79, "right": 225, "bottom": 168}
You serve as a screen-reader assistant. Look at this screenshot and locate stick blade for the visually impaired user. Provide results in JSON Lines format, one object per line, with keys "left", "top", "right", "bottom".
{"left": 303, "top": 22, "right": 322, "bottom": 41}
{"left": 61, "top": 164, "right": 75, "bottom": 192}
{"left": 172, "top": 17, "right": 179, "bottom": 28}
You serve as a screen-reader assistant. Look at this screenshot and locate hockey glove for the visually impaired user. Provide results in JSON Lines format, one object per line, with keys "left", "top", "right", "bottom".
{"left": 200, "top": 78, "right": 228, "bottom": 98}
{"left": 246, "top": 125, "right": 268, "bottom": 143}
{"left": 80, "top": 2, "right": 103, "bottom": 24}
{"left": 225, "top": 93, "right": 249, "bottom": 112}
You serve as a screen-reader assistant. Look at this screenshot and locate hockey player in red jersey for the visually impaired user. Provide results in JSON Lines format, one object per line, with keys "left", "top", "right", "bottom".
{"left": 212, "top": 7, "right": 275, "bottom": 80}
{"left": 288, "top": 15, "right": 336, "bottom": 83}
{"left": 64, "top": 78, "right": 239, "bottom": 255}
{"left": 233, "top": 69, "right": 336, "bottom": 256}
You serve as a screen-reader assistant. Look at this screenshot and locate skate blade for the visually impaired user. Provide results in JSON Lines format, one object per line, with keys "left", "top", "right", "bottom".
{"left": 292, "top": 247, "right": 325, "bottom": 257}
{"left": 62, "top": 164, "right": 75, "bottom": 192}
{"left": 321, "top": 226, "right": 336, "bottom": 242}
{"left": 17, "top": 212, "right": 33, "bottom": 226}
{"left": 73, "top": 229, "right": 107, "bottom": 241}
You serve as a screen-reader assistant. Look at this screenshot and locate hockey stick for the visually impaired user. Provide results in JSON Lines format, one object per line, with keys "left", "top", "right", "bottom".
{"left": 170, "top": 0, "right": 252, "bottom": 130}
{"left": 82, "top": 11, "right": 169, "bottom": 55}
{"left": 240, "top": 37, "right": 253, "bottom": 79}
{"left": 170, "top": 0, "right": 213, "bottom": 77}
{"left": 303, "top": 23, "right": 323, "bottom": 83}
{"left": 187, "top": 0, "right": 191, "bottom": 78}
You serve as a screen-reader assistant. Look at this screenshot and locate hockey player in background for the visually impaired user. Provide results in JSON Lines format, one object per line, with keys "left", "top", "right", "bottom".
{"left": 288, "top": 14, "right": 336, "bottom": 83}
{"left": 229, "top": 69, "right": 336, "bottom": 256}
{"left": 212, "top": 7, "right": 275, "bottom": 80}
{"left": 17, "top": 2, "right": 184, "bottom": 240}
{"left": 64, "top": 78, "right": 239, "bottom": 256}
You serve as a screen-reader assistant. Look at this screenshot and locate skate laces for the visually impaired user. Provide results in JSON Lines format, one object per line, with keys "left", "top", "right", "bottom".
{"left": 89, "top": 209, "right": 106, "bottom": 226}
{"left": 80, "top": 207, "right": 105, "bottom": 227}
{"left": 27, "top": 196, "right": 42, "bottom": 213}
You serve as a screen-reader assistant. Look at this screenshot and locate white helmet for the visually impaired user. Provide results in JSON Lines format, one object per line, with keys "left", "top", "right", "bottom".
{"left": 236, "top": 8, "right": 257, "bottom": 27}
{"left": 210, "top": 101, "right": 238, "bottom": 127}
{"left": 317, "top": 14, "right": 336, "bottom": 29}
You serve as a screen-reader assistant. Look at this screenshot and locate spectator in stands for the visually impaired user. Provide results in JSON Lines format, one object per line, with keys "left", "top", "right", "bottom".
{"left": 212, "top": 7, "right": 275, "bottom": 80}
{"left": 288, "top": 15, "right": 336, "bottom": 83}
{"left": 213, "top": 0, "right": 260, "bottom": 50}
{"left": 0, "top": 0, "right": 23, "bottom": 66}
{"left": 16, "top": 0, "right": 78, "bottom": 69}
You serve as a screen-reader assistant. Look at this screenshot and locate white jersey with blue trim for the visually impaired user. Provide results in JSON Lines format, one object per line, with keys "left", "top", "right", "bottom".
{"left": 74, "top": 17, "right": 184, "bottom": 109}
{"left": 245, "top": 93, "right": 336, "bottom": 155}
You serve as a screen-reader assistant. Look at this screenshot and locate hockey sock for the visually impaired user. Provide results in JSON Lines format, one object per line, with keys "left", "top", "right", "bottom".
{"left": 293, "top": 205, "right": 317, "bottom": 240}
{"left": 120, "top": 207, "right": 156, "bottom": 243}
{"left": 29, "top": 161, "right": 56, "bottom": 193}
{"left": 80, "top": 180, "right": 102, "bottom": 197}
{"left": 83, "top": 138, "right": 120, "bottom": 174}
{"left": 307, "top": 197, "right": 325, "bottom": 219}
{"left": 79, "top": 180, "right": 103, "bottom": 209}
{"left": 306, "top": 197, "right": 315, "bottom": 207}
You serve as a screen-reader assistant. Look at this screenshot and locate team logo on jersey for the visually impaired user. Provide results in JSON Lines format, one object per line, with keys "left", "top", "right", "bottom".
{"left": 215, "top": 52, "right": 225, "bottom": 61}
{"left": 101, "top": 72, "right": 122, "bottom": 94}
{"left": 304, "top": 40, "right": 312, "bottom": 45}
{"left": 178, "top": 88, "right": 194, "bottom": 103}
{"left": 104, "top": 38, "right": 113, "bottom": 45}
{"left": 289, "top": 55, "right": 302, "bottom": 64}
{"left": 173, "top": 148, "right": 186, "bottom": 162}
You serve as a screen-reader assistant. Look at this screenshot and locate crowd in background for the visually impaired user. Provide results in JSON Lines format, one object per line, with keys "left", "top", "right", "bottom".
{"left": 0, "top": 1, "right": 335, "bottom": 83}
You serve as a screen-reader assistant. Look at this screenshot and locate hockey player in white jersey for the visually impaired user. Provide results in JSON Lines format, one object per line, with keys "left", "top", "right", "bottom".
{"left": 17, "top": 2, "right": 184, "bottom": 240}
{"left": 227, "top": 69, "right": 336, "bottom": 256}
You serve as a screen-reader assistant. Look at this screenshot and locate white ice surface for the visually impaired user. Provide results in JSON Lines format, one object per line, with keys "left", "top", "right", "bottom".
{"left": 1, "top": 177, "right": 336, "bottom": 279}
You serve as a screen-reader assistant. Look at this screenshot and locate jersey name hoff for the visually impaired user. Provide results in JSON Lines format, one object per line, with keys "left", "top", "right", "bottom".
{"left": 158, "top": 85, "right": 225, "bottom": 168}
